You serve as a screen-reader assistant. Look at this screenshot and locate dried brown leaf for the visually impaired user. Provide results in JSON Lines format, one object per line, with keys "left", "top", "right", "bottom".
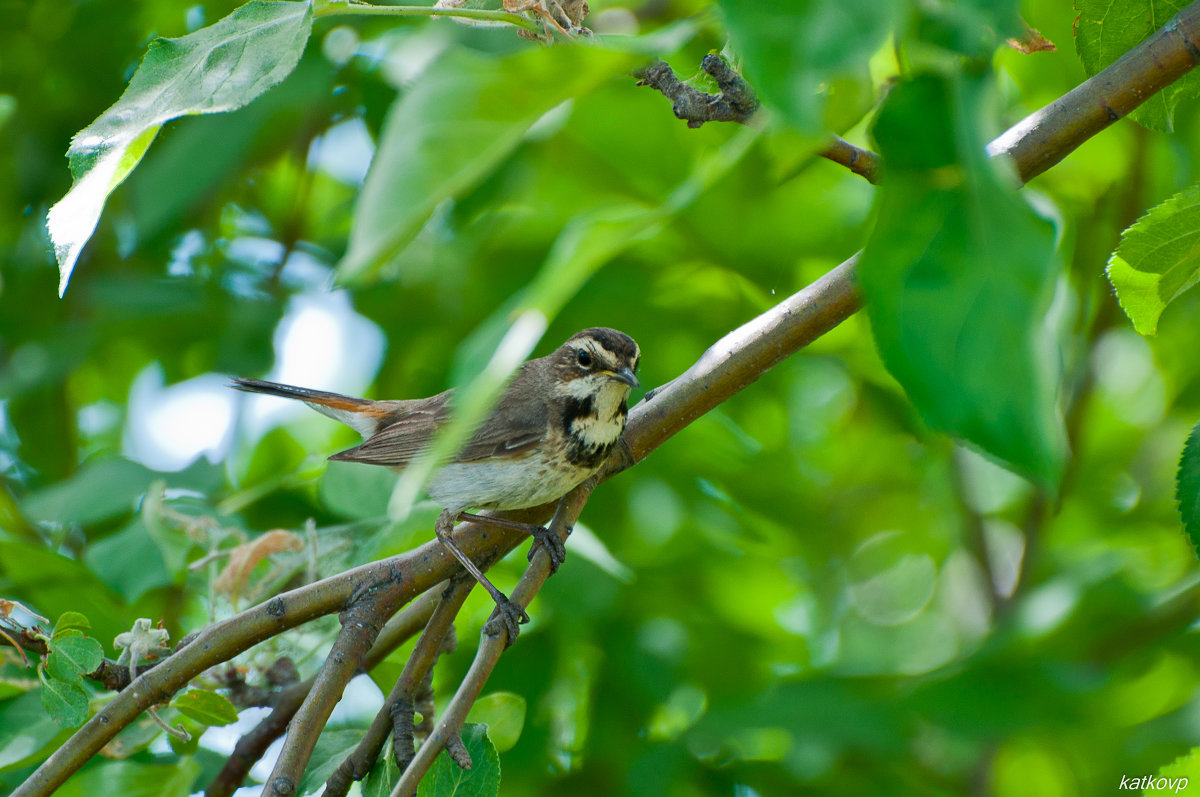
{"left": 214, "top": 530, "right": 305, "bottom": 602}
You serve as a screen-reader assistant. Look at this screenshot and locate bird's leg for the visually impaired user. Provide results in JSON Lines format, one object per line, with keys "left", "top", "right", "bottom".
{"left": 456, "top": 511, "right": 567, "bottom": 574}
{"left": 434, "top": 509, "right": 528, "bottom": 643}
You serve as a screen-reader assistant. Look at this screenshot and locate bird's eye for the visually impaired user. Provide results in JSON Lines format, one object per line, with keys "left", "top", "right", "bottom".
{"left": 576, "top": 349, "right": 593, "bottom": 367}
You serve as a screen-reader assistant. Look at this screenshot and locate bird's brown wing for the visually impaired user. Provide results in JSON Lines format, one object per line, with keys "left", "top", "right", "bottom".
{"left": 454, "top": 381, "right": 549, "bottom": 462}
{"left": 328, "top": 392, "right": 451, "bottom": 467}
{"left": 328, "top": 371, "right": 549, "bottom": 467}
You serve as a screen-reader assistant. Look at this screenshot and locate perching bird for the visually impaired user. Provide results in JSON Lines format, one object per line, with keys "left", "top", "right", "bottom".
{"left": 230, "top": 327, "right": 640, "bottom": 640}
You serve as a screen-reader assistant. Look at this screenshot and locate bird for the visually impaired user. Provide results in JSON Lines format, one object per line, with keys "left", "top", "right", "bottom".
{"left": 229, "top": 327, "right": 640, "bottom": 641}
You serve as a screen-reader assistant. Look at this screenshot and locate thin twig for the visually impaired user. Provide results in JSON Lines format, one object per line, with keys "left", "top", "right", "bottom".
{"left": 635, "top": 54, "right": 759, "bottom": 127}
{"left": 637, "top": 56, "right": 882, "bottom": 184}
{"left": 818, "top": 135, "right": 882, "bottom": 184}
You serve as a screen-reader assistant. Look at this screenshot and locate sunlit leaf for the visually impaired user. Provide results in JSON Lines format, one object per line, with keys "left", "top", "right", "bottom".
{"left": 1154, "top": 747, "right": 1200, "bottom": 792}
{"left": 1107, "top": 184, "right": 1200, "bottom": 335}
{"left": 46, "top": 0, "right": 312, "bottom": 295}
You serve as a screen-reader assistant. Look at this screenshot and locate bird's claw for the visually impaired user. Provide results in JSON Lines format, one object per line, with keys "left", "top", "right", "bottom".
{"left": 484, "top": 596, "right": 528, "bottom": 647}
{"left": 526, "top": 524, "right": 566, "bottom": 573}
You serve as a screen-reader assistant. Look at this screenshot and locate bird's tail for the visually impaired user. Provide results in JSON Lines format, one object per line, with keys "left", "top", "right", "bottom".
{"left": 228, "top": 377, "right": 380, "bottom": 437}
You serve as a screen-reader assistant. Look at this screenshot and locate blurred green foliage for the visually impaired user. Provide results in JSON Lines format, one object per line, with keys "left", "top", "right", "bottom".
{"left": 4, "top": 0, "right": 1200, "bottom": 795}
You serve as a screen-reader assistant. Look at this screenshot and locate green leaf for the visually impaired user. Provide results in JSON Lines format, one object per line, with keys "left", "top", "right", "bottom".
{"left": 22, "top": 457, "right": 153, "bottom": 526}
{"left": 170, "top": 688, "right": 239, "bottom": 727}
{"left": 40, "top": 672, "right": 90, "bottom": 728}
{"left": 46, "top": 0, "right": 312, "bottom": 295}
{"left": 50, "top": 635, "right": 104, "bottom": 676}
{"left": 362, "top": 752, "right": 401, "bottom": 797}
{"left": 465, "top": 692, "right": 526, "bottom": 753}
{"left": 141, "top": 481, "right": 195, "bottom": 577}
{"left": 83, "top": 518, "right": 174, "bottom": 603}
{"left": 718, "top": 0, "right": 898, "bottom": 132}
{"left": 1075, "top": 0, "right": 1200, "bottom": 131}
{"left": 0, "top": 691, "right": 70, "bottom": 771}
{"left": 1152, "top": 747, "right": 1200, "bottom": 795}
{"left": 859, "top": 73, "right": 1067, "bottom": 486}
{"left": 416, "top": 723, "right": 500, "bottom": 797}
{"left": 296, "top": 728, "right": 368, "bottom": 795}
{"left": 53, "top": 611, "right": 91, "bottom": 636}
{"left": 1107, "top": 184, "right": 1200, "bottom": 335}
{"left": 336, "top": 45, "right": 635, "bottom": 285}
{"left": 0, "top": 541, "right": 129, "bottom": 649}
{"left": 1177, "top": 421, "right": 1200, "bottom": 558}
{"left": 319, "top": 460, "right": 395, "bottom": 520}
{"left": 44, "top": 653, "right": 85, "bottom": 686}
{"left": 909, "top": 0, "right": 1022, "bottom": 60}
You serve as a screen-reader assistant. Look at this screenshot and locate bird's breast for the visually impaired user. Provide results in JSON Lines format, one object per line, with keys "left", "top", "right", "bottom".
{"left": 427, "top": 447, "right": 595, "bottom": 512}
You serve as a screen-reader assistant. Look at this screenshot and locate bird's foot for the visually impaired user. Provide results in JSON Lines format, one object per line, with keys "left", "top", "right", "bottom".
{"left": 455, "top": 512, "right": 568, "bottom": 575}
{"left": 526, "top": 523, "right": 566, "bottom": 574}
{"left": 484, "top": 596, "right": 528, "bottom": 647}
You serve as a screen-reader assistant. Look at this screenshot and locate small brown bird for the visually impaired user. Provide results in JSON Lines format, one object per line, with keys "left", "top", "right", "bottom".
{"left": 230, "top": 327, "right": 640, "bottom": 640}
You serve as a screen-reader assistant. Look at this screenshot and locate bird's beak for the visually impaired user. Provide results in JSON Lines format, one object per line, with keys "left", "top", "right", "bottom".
{"left": 605, "top": 367, "right": 640, "bottom": 388}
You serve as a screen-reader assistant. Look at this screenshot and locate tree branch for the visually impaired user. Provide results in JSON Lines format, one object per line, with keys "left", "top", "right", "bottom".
{"left": 637, "top": 55, "right": 882, "bottom": 184}
{"left": 261, "top": 565, "right": 412, "bottom": 796}
{"left": 205, "top": 588, "right": 442, "bottom": 797}
{"left": 988, "top": 4, "right": 1200, "bottom": 181}
{"left": 324, "top": 577, "right": 473, "bottom": 797}
{"left": 391, "top": 488, "right": 590, "bottom": 796}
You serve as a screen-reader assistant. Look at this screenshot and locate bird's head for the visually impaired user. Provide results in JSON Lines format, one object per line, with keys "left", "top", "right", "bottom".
{"left": 551, "top": 327, "right": 640, "bottom": 404}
